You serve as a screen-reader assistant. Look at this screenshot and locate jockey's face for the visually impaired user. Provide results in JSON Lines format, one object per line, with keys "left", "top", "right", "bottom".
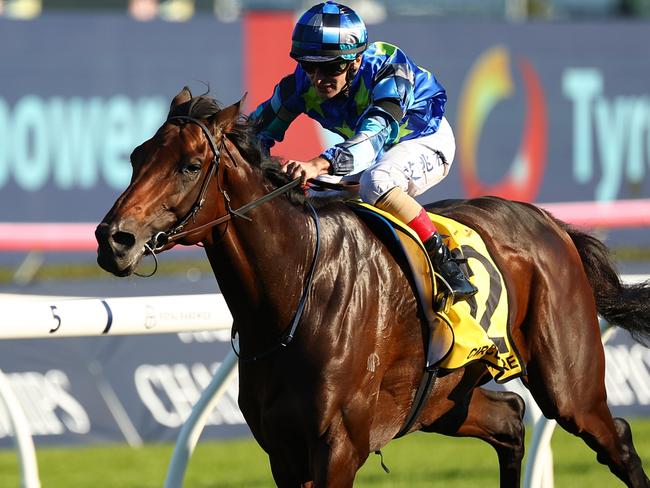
{"left": 301, "top": 56, "right": 362, "bottom": 100}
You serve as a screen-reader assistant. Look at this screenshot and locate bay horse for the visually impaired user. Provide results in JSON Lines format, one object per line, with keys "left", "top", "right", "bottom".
{"left": 95, "top": 88, "right": 650, "bottom": 487}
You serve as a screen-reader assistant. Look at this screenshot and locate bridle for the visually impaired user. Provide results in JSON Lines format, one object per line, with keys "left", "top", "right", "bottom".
{"left": 140, "top": 114, "right": 321, "bottom": 361}
{"left": 144, "top": 115, "right": 303, "bottom": 252}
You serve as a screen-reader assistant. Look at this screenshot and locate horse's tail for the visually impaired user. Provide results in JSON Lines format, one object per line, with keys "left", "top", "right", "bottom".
{"left": 553, "top": 217, "right": 650, "bottom": 345}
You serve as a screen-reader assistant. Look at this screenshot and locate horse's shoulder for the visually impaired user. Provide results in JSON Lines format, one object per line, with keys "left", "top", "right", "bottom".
{"left": 314, "top": 203, "right": 382, "bottom": 246}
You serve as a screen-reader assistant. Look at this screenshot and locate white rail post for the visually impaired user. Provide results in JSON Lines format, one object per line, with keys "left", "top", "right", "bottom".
{"left": 0, "top": 369, "right": 41, "bottom": 488}
{"left": 0, "top": 292, "right": 235, "bottom": 488}
{"left": 164, "top": 349, "right": 239, "bottom": 488}
{"left": 524, "top": 412, "right": 556, "bottom": 488}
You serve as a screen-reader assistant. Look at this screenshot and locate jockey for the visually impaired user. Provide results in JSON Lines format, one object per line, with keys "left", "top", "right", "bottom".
{"left": 250, "top": 1, "right": 477, "bottom": 302}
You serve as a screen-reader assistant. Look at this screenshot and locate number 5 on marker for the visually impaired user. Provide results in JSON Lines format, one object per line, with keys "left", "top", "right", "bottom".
{"left": 49, "top": 305, "right": 61, "bottom": 333}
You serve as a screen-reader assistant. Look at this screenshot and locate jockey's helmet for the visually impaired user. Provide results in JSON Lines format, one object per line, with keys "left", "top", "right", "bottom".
{"left": 290, "top": 1, "right": 368, "bottom": 63}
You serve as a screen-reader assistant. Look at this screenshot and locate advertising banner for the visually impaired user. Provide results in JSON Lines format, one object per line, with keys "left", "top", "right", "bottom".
{"left": 0, "top": 14, "right": 243, "bottom": 223}
{"left": 0, "top": 330, "right": 248, "bottom": 447}
{"left": 1, "top": 15, "right": 649, "bottom": 239}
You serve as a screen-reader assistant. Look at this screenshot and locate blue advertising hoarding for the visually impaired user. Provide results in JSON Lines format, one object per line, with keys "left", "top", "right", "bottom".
{"left": 1, "top": 15, "right": 649, "bottom": 230}
{"left": 1, "top": 14, "right": 243, "bottom": 223}
{"left": 0, "top": 330, "right": 248, "bottom": 447}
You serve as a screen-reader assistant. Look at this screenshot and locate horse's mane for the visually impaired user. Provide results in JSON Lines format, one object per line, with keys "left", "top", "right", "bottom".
{"left": 170, "top": 93, "right": 324, "bottom": 205}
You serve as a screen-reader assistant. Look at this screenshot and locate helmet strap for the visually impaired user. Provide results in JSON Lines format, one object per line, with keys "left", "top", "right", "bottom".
{"left": 341, "top": 57, "right": 361, "bottom": 98}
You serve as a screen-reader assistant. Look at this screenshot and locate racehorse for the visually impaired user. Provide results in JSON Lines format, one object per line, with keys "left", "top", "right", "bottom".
{"left": 95, "top": 87, "right": 650, "bottom": 487}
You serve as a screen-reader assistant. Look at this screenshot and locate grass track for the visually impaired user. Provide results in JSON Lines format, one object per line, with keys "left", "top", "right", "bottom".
{"left": 0, "top": 419, "right": 648, "bottom": 487}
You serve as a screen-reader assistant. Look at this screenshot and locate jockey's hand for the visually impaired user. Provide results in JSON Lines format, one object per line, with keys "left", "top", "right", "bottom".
{"left": 281, "top": 157, "right": 331, "bottom": 187}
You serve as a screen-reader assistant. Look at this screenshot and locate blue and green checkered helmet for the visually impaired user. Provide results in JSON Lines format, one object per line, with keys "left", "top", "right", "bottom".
{"left": 290, "top": 1, "right": 368, "bottom": 62}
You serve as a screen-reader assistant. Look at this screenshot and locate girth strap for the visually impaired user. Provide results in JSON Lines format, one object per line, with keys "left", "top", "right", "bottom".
{"left": 232, "top": 200, "right": 322, "bottom": 362}
{"left": 394, "top": 367, "right": 438, "bottom": 438}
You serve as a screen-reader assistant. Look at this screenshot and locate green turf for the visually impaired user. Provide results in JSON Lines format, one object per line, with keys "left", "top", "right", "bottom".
{"left": 0, "top": 419, "right": 648, "bottom": 487}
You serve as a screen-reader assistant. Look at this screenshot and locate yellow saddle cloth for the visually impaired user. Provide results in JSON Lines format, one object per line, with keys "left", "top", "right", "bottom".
{"left": 429, "top": 212, "right": 523, "bottom": 382}
{"left": 352, "top": 202, "right": 523, "bottom": 383}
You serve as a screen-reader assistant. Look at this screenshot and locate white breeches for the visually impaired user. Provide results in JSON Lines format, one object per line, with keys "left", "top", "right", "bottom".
{"left": 359, "top": 117, "right": 456, "bottom": 204}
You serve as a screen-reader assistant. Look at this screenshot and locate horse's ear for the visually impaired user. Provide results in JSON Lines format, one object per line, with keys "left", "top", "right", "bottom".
{"left": 168, "top": 86, "right": 193, "bottom": 117}
{"left": 209, "top": 94, "right": 247, "bottom": 134}
{"left": 239, "top": 92, "right": 248, "bottom": 110}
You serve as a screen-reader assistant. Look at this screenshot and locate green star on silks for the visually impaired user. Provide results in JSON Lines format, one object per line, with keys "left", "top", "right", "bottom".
{"left": 302, "top": 86, "right": 325, "bottom": 117}
{"left": 335, "top": 120, "right": 355, "bottom": 138}
{"left": 354, "top": 77, "right": 370, "bottom": 116}
{"left": 373, "top": 42, "right": 397, "bottom": 58}
{"left": 396, "top": 119, "right": 413, "bottom": 142}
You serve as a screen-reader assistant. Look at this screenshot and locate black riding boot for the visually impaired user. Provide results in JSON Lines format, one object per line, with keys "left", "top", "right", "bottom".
{"left": 424, "top": 232, "right": 478, "bottom": 302}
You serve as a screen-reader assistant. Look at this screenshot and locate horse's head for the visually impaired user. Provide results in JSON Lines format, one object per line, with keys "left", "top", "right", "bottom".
{"left": 95, "top": 87, "right": 245, "bottom": 276}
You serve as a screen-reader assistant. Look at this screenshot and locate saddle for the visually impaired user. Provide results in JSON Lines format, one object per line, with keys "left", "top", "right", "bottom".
{"left": 347, "top": 200, "right": 524, "bottom": 382}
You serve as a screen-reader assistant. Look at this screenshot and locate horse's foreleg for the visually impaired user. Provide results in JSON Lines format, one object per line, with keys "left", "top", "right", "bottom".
{"left": 427, "top": 386, "right": 526, "bottom": 488}
{"left": 311, "top": 442, "right": 358, "bottom": 487}
{"left": 310, "top": 414, "right": 368, "bottom": 487}
{"left": 268, "top": 454, "right": 309, "bottom": 488}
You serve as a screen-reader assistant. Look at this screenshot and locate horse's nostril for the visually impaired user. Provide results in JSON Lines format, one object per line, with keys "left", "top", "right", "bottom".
{"left": 112, "top": 231, "right": 136, "bottom": 249}
{"left": 95, "top": 223, "right": 110, "bottom": 242}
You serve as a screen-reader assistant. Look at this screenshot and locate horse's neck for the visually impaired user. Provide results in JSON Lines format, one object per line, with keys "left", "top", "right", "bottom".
{"left": 204, "top": 166, "right": 316, "bottom": 341}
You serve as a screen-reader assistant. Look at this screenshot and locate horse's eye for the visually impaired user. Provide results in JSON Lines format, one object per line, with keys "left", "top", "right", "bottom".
{"left": 182, "top": 162, "right": 202, "bottom": 176}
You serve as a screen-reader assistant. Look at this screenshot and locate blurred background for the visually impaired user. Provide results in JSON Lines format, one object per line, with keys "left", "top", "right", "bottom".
{"left": 0, "top": 0, "right": 648, "bottom": 484}
{"left": 2, "top": 0, "right": 650, "bottom": 21}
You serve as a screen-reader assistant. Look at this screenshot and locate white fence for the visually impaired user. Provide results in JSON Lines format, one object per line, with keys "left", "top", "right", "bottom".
{"left": 0, "top": 293, "right": 232, "bottom": 339}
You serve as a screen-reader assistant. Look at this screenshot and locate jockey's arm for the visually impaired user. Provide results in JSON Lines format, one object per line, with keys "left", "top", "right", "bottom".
{"left": 321, "top": 100, "right": 401, "bottom": 176}
{"left": 249, "top": 74, "right": 302, "bottom": 151}
{"left": 320, "top": 52, "right": 423, "bottom": 177}
{"left": 282, "top": 101, "right": 401, "bottom": 183}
